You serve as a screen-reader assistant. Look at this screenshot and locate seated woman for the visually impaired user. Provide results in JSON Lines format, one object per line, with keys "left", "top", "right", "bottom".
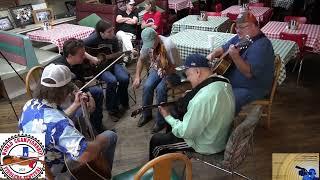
{"left": 141, "top": 0, "right": 162, "bottom": 34}
{"left": 19, "top": 64, "right": 117, "bottom": 179}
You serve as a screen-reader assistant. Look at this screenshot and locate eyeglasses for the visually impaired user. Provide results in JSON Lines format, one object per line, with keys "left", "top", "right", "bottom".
{"left": 235, "top": 24, "right": 251, "bottom": 30}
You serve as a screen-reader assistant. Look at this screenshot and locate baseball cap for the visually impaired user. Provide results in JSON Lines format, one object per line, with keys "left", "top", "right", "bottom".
{"left": 41, "top": 64, "right": 72, "bottom": 88}
{"left": 141, "top": 27, "right": 157, "bottom": 49}
{"left": 127, "top": 0, "right": 135, "bottom": 5}
{"left": 236, "top": 11, "right": 258, "bottom": 25}
{"left": 184, "top": 54, "right": 209, "bottom": 69}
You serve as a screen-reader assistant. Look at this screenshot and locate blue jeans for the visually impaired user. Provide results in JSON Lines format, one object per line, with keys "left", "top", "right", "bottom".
{"left": 143, "top": 69, "right": 168, "bottom": 126}
{"left": 99, "top": 64, "right": 129, "bottom": 112}
{"left": 100, "top": 130, "right": 118, "bottom": 170}
{"left": 74, "top": 86, "right": 104, "bottom": 134}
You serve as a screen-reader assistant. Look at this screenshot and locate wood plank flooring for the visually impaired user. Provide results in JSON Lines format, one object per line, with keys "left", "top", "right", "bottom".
{"left": 0, "top": 55, "right": 319, "bottom": 179}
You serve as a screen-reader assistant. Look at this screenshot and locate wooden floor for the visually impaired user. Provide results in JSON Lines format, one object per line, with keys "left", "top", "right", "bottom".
{"left": 1, "top": 55, "right": 320, "bottom": 179}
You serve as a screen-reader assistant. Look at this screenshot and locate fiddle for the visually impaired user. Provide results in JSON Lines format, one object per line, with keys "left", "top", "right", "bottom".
{"left": 2, "top": 155, "right": 43, "bottom": 168}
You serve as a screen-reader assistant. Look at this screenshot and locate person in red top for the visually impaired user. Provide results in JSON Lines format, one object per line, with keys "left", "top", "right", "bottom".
{"left": 141, "top": 0, "right": 162, "bottom": 34}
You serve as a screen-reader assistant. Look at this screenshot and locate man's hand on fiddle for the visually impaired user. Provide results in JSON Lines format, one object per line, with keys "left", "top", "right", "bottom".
{"left": 158, "top": 104, "right": 170, "bottom": 118}
{"left": 89, "top": 56, "right": 101, "bottom": 65}
{"left": 228, "top": 44, "right": 241, "bottom": 60}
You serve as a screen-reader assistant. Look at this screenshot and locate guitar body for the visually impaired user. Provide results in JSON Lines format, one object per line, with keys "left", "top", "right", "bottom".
{"left": 213, "top": 55, "right": 233, "bottom": 75}
{"left": 212, "top": 36, "right": 253, "bottom": 75}
{"left": 65, "top": 86, "right": 111, "bottom": 180}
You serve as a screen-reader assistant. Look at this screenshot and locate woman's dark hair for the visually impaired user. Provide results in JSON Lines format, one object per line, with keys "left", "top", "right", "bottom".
{"left": 95, "top": 20, "right": 113, "bottom": 35}
{"left": 33, "top": 79, "right": 74, "bottom": 105}
{"left": 63, "top": 38, "right": 85, "bottom": 58}
{"left": 144, "top": 0, "right": 156, "bottom": 12}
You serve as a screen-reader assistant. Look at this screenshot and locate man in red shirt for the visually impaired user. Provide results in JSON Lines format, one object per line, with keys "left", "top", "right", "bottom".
{"left": 141, "top": 0, "right": 162, "bottom": 34}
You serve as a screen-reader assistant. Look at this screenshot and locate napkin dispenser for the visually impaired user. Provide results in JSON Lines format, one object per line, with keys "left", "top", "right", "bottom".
{"left": 288, "top": 20, "right": 298, "bottom": 30}
{"left": 198, "top": 11, "right": 208, "bottom": 21}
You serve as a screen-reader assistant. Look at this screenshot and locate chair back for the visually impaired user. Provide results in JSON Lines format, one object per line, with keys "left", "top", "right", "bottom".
{"left": 248, "top": 2, "right": 264, "bottom": 7}
{"left": 0, "top": 31, "right": 39, "bottom": 69}
{"left": 227, "top": 13, "right": 238, "bottom": 21}
{"left": 25, "top": 66, "right": 44, "bottom": 98}
{"left": 279, "top": 32, "right": 307, "bottom": 54}
{"left": 269, "top": 55, "right": 281, "bottom": 103}
{"left": 222, "top": 105, "right": 262, "bottom": 169}
{"left": 215, "top": 3, "right": 223, "bottom": 12}
{"left": 261, "top": 8, "right": 273, "bottom": 26}
{"left": 230, "top": 23, "right": 236, "bottom": 34}
{"left": 206, "top": 12, "right": 221, "bottom": 16}
{"left": 134, "top": 153, "right": 192, "bottom": 180}
{"left": 284, "top": 16, "right": 307, "bottom": 24}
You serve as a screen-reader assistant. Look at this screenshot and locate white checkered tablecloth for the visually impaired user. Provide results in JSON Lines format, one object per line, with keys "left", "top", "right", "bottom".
{"left": 171, "top": 15, "right": 232, "bottom": 35}
{"left": 27, "top": 24, "right": 95, "bottom": 53}
{"left": 169, "top": 30, "right": 299, "bottom": 85}
{"left": 261, "top": 21, "right": 320, "bottom": 53}
{"left": 169, "top": 0, "right": 193, "bottom": 13}
{"left": 272, "top": 0, "right": 294, "bottom": 10}
{"left": 221, "top": 5, "right": 271, "bottom": 23}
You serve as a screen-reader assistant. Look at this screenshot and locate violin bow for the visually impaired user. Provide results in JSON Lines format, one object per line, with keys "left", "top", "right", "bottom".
{"left": 80, "top": 53, "right": 125, "bottom": 91}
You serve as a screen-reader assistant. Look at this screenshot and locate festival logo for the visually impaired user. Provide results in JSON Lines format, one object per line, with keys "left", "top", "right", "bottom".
{"left": 0, "top": 133, "right": 45, "bottom": 179}
{"left": 273, "top": 153, "right": 319, "bottom": 180}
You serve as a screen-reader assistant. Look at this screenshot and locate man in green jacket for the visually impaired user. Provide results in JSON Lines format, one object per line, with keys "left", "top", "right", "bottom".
{"left": 149, "top": 53, "right": 235, "bottom": 160}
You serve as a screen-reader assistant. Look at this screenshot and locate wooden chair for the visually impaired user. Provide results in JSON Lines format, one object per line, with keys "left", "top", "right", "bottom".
{"left": 284, "top": 16, "right": 307, "bottom": 24}
{"left": 230, "top": 23, "right": 236, "bottom": 34}
{"left": 25, "top": 66, "right": 44, "bottom": 98}
{"left": 245, "top": 55, "right": 281, "bottom": 129}
{"left": 279, "top": 32, "right": 308, "bottom": 85}
{"left": 186, "top": 105, "right": 262, "bottom": 180}
{"left": 112, "top": 153, "right": 192, "bottom": 180}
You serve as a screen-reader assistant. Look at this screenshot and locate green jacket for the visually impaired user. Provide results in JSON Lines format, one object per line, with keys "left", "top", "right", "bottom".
{"left": 165, "top": 78, "right": 235, "bottom": 155}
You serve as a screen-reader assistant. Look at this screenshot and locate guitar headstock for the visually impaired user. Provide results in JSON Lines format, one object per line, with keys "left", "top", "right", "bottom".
{"left": 236, "top": 35, "right": 253, "bottom": 50}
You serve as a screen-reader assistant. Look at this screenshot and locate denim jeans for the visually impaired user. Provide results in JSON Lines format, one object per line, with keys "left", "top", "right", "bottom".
{"left": 74, "top": 86, "right": 104, "bottom": 134}
{"left": 99, "top": 64, "right": 129, "bottom": 112}
{"left": 143, "top": 69, "right": 172, "bottom": 126}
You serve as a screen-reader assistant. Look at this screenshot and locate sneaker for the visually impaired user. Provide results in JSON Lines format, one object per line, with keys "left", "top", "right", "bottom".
{"left": 137, "top": 115, "right": 152, "bottom": 127}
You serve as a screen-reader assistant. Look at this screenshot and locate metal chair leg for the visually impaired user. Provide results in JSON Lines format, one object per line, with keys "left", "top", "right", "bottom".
{"left": 297, "top": 58, "right": 304, "bottom": 86}
{"left": 292, "top": 58, "right": 299, "bottom": 72}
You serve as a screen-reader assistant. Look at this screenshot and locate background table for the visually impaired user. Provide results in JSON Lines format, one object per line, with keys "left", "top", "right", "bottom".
{"left": 169, "top": 0, "right": 193, "bottom": 13}
{"left": 27, "top": 24, "right": 94, "bottom": 53}
{"left": 169, "top": 30, "right": 299, "bottom": 84}
{"left": 272, "top": 0, "right": 294, "bottom": 10}
{"left": 261, "top": 21, "right": 320, "bottom": 53}
{"left": 221, "top": 5, "right": 271, "bottom": 23}
{"left": 171, "top": 15, "right": 232, "bottom": 34}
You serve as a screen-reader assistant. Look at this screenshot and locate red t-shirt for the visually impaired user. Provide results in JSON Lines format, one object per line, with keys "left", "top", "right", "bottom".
{"left": 142, "top": 11, "right": 162, "bottom": 34}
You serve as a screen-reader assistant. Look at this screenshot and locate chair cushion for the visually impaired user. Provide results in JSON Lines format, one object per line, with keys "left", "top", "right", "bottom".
{"left": 112, "top": 165, "right": 180, "bottom": 180}
{"left": 78, "top": 13, "right": 102, "bottom": 28}
{"left": 0, "top": 58, "right": 27, "bottom": 80}
{"left": 34, "top": 48, "right": 62, "bottom": 66}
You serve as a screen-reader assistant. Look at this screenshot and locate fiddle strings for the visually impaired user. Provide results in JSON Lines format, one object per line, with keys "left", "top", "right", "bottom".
{"left": 79, "top": 53, "right": 125, "bottom": 91}
{"left": 1, "top": 155, "right": 45, "bottom": 167}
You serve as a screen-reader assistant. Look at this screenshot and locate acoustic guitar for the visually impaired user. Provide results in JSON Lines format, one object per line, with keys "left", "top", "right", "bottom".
{"left": 64, "top": 85, "right": 111, "bottom": 180}
{"left": 212, "top": 35, "right": 253, "bottom": 75}
{"left": 83, "top": 44, "right": 131, "bottom": 77}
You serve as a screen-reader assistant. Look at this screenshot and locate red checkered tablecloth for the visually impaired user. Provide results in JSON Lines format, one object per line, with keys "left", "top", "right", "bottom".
{"left": 169, "top": 0, "right": 193, "bottom": 13}
{"left": 221, "top": 5, "right": 270, "bottom": 23}
{"left": 27, "top": 24, "right": 95, "bottom": 53}
{"left": 261, "top": 21, "right": 320, "bottom": 53}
